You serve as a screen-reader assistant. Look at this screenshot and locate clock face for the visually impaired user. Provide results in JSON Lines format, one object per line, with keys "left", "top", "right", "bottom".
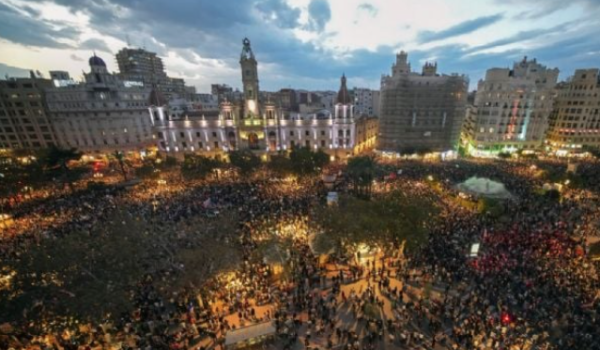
{"left": 243, "top": 38, "right": 250, "bottom": 46}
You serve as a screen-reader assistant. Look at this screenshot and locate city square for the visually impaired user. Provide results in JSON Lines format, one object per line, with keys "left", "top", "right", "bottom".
{"left": 1, "top": 153, "right": 599, "bottom": 349}
{"left": 1, "top": 1, "right": 600, "bottom": 349}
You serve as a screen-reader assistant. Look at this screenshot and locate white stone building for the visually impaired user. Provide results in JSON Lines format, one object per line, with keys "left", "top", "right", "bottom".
{"left": 0, "top": 74, "right": 57, "bottom": 150}
{"left": 469, "top": 57, "right": 558, "bottom": 154}
{"left": 45, "top": 55, "right": 154, "bottom": 155}
{"left": 546, "top": 69, "right": 600, "bottom": 154}
{"left": 151, "top": 39, "right": 374, "bottom": 160}
{"left": 353, "top": 88, "right": 380, "bottom": 116}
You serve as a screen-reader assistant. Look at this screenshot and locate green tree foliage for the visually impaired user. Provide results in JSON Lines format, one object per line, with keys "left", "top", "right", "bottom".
{"left": 267, "top": 154, "right": 293, "bottom": 177}
{"left": 181, "top": 154, "right": 222, "bottom": 180}
{"left": 311, "top": 191, "right": 437, "bottom": 255}
{"left": 0, "top": 209, "right": 240, "bottom": 328}
{"left": 228, "top": 150, "right": 261, "bottom": 176}
{"left": 497, "top": 152, "right": 511, "bottom": 159}
{"left": 135, "top": 160, "right": 160, "bottom": 180}
{"left": 582, "top": 145, "right": 600, "bottom": 160}
{"left": 163, "top": 155, "right": 179, "bottom": 169}
{"left": 289, "top": 146, "right": 330, "bottom": 177}
{"left": 43, "top": 146, "right": 84, "bottom": 190}
{"left": 346, "top": 155, "right": 377, "bottom": 198}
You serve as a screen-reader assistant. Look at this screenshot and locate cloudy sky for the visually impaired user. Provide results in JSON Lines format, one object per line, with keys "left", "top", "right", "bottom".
{"left": 1, "top": 0, "right": 599, "bottom": 92}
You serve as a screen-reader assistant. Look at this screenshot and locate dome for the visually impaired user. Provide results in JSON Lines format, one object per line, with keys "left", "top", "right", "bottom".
{"left": 89, "top": 54, "right": 106, "bottom": 67}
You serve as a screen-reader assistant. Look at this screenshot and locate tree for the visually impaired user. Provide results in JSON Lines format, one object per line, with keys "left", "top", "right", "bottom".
{"left": 583, "top": 145, "right": 600, "bottom": 160}
{"left": 399, "top": 146, "right": 416, "bottom": 156}
{"left": 111, "top": 151, "right": 129, "bottom": 181}
{"left": 415, "top": 146, "right": 433, "bottom": 157}
{"left": 181, "top": 154, "right": 222, "bottom": 180}
{"left": 346, "top": 155, "right": 377, "bottom": 198}
{"left": 0, "top": 208, "right": 241, "bottom": 329}
{"left": 311, "top": 191, "right": 437, "bottom": 256}
{"left": 228, "top": 150, "right": 261, "bottom": 176}
{"left": 497, "top": 152, "right": 511, "bottom": 159}
{"left": 43, "top": 146, "right": 84, "bottom": 191}
{"left": 164, "top": 155, "right": 179, "bottom": 168}
{"left": 289, "top": 147, "right": 330, "bottom": 177}
{"left": 267, "top": 154, "right": 293, "bottom": 177}
{"left": 135, "top": 161, "right": 160, "bottom": 180}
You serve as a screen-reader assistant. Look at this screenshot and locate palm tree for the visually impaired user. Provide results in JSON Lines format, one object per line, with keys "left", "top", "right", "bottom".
{"left": 346, "top": 156, "right": 377, "bottom": 199}
{"left": 112, "top": 151, "right": 128, "bottom": 181}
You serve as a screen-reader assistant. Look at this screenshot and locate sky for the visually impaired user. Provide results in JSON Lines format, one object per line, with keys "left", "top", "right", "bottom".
{"left": 0, "top": 0, "right": 599, "bottom": 93}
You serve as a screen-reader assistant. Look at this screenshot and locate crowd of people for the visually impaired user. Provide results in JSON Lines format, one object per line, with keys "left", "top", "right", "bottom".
{"left": 1, "top": 157, "right": 599, "bottom": 350}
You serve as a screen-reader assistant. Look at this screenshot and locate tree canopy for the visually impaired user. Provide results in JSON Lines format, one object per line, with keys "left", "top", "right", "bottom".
{"left": 181, "top": 154, "right": 222, "bottom": 180}
{"left": 311, "top": 190, "right": 437, "bottom": 255}
{"left": 0, "top": 208, "right": 240, "bottom": 328}
{"left": 268, "top": 147, "right": 330, "bottom": 178}
{"left": 228, "top": 150, "right": 261, "bottom": 176}
{"left": 346, "top": 155, "right": 378, "bottom": 198}
{"left": 289, "top": 146, "right": 329, "bottom": 177}
{"left": 43, "top": 146, "right": 84, "bottom": 190}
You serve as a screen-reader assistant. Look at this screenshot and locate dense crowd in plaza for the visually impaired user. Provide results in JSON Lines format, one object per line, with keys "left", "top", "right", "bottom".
{"left": 1, "top": 157, "right": 599, "bottom": 350}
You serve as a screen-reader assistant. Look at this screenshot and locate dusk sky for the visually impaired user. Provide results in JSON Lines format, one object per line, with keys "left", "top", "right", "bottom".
{"left": 1, "top": 0, "right": 599, "bottom": 92}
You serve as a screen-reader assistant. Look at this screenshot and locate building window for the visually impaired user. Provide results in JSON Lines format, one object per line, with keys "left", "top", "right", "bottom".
{"left": 198, "top": 142, "right": 203, "bottom": 149}
{"left": 305, "top": 130, "right": 310, "bottom": 136}
{"left": 212, "top": 132, "right": 217, "bottom": 138}
{"left": 290, "top": 131, "right": 294, "bottom": 136}
{"left": 214, "top": 141, "right": 219, "bottom": 148}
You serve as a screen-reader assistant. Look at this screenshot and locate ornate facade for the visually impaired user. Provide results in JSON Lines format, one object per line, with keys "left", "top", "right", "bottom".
{"left": 46, "top": 55, "right": 154, "bottom": 154}
{"left": 468, "top": 57, "right": 558, "bottom": 154}
{"left": 546, "top": 69, "right": 600, "bottom": 154}
{"left": 151, "top": 39, "right": 376, "bottom": 160}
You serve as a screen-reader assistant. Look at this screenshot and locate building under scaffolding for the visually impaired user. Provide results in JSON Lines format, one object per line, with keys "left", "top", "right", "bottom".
{"left": 377, "top": 51, "right": 468, "bottom": 154}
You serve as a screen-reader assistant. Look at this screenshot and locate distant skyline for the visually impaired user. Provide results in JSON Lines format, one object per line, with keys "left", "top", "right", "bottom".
{"left": 1, "top": 0, "right": 599, "bottom": 93}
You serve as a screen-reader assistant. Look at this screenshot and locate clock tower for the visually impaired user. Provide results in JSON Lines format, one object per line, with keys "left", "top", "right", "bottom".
{"left": 240, "top": 38, "right": 259, "bottom": 119}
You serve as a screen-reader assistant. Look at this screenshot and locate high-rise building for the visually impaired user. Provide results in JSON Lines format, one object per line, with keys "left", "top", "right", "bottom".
{"left": 46, "top": 54, "right": 154, "bottom": 154}
{"left": 353, "top": 88, "right": 380, "bottom": 116}
{"left": 378, "top": 51, "right": 468, "bottom": 154}
{"left": 211, "top": 84, "right": 233, "bottom": 101}
{"left": 469, "top": 57, "right": 559, "bottom": 154}
{"left": 116, "top": 47, "right": 187, "bottom": 99}
{"left": 0, "top": 72, "right": 57, "bottom": 150}
{"left": 151, "top": 38, "right": 375, "bottom": 159}
{"left": 275, "top": 88, "right": 298, "bottom": 112}
{"left": 546, "top": 69, "right": 600, "bottom": 154}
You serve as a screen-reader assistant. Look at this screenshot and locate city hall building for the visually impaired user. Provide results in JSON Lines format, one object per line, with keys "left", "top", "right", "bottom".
{"left": 151, "top": 38, "right": 376, "bottom": 160}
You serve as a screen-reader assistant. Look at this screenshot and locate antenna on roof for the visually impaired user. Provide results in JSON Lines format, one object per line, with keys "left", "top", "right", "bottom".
{"left": 126, "top": 34, "right": 131, "bottom": 47}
